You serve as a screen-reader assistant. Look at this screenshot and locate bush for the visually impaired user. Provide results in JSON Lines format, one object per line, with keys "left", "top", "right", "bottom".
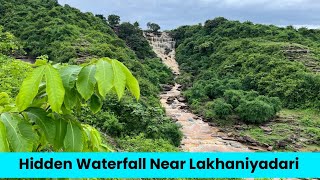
{"left": 236, "top": 100, "right": 275, "bottom": 124}
{"left": 256, "top": 95, "right": 282, "bottom": 113}
{"left": 0, "top": 56, "right": 31, "bottom": 97}
{"left": 223, "top": 90, "right": 245, "bottom": 107}
{"left": 205, "top": 98, "right": 233, "bottom": 119}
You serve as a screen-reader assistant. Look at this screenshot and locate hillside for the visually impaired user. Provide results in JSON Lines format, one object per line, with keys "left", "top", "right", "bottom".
{"left": 171, "top": 17, "right": 320, "bottom": 151}
{"left": 0, "top": 0, "right": 319, "bottom": 154}
{"left": 0, "top": 0, "right": 181, "bottom": 152}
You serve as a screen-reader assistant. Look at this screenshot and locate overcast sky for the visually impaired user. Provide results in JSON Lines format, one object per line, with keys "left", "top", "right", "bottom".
{"left": 58, "top": 0, "right": 320, "bottom": 30}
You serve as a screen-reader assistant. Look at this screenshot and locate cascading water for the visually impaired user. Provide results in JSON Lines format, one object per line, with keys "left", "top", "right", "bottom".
{"left": 146, "top": 31, "right": 258, "bottom": 152}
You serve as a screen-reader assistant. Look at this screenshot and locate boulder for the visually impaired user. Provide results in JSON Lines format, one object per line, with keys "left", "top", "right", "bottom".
{"left": 177, "top": 96, "right": 187, "bottom": 102}
{"left": 267, "top": 146, "right": 273, "bottom": 151}
{"left": 161, "top": 84, "right": 173, "bottom": 91}
{"left": 166, "top": 96, "right": 175, "bottom": 104}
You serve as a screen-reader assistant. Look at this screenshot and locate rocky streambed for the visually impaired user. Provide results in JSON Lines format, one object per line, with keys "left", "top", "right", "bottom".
{"left": 146, "top": 32, "right": 261, "bottom": 152}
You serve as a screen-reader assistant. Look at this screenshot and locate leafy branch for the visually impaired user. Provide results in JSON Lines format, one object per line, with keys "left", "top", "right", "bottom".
{"left": 0, "top": 57, "right": 140, "bottom": 152}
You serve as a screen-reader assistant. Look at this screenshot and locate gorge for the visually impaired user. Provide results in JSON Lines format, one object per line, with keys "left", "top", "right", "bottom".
{"left": 146, "top": 32, "right": 259, "bottom": 152}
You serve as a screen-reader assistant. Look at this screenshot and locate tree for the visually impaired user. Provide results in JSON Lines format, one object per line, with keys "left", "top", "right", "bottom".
{"left": 0, "top": 57, "right": 140, "bottom": 152}
{"left": 133, "top": 21, "right": 140, "bottom": 28}
{"left": 95, "top": 14, "right": 106, "bottom": 21}
{"left": 147, "top": 22, "right": 160, "bottom": 33}
{"left": 108, "top": 14, "right": 120, "bottom": 27}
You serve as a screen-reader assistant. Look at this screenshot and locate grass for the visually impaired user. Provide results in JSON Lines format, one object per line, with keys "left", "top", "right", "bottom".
{"left": 240, "top": 109, "right": 320, "bottom": 151}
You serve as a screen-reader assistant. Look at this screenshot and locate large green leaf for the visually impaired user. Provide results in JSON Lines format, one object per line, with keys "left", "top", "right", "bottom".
{"left": 118, "top": 62, "right": 140, "bottom": 100}
{"left": 59, "top": 65, "right": 82, "bottom": 90}
{"left": 0, "top": 113, "right": 33, "bottom": 152}
{"left": 64, "top": 88, "right": 77, "bottom": 110}
{"left": 25, "top": 108, "right": 56, "bottom": 144}
{"left": 95, "top": 59, "right": 113, "bottom": 98}
{"left": 76, "top": 65, "right": 96, "bottom": 101}
{"left": 82, "top": 124, "right": 102, "bottom": 152}
{"left": 53, "top": 116, "right": 67, "bottom": 150}
{"left": 18, "top": 120, "right": 37, "bottom": 141}
{"left": 16, "top": 66, "right": 46, "bottom": 112}
{"left": 45, "top": 65, "right": 65, "bottom": 113}
{"left": 88, "top": 94, "right": 102, "bottom": 114}
{"left": 0, "top": 121, "right": 9, "bottom": 152}
{"left": 112, "top": 60, "right": 126, "bottom": 99}
{"left": 64, "top": 120, "right": 83, "bottom": 152}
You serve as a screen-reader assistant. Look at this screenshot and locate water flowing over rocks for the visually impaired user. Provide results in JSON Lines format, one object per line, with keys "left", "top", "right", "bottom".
{"left": 147, "top": 32, "right": 258, "bottom": 152}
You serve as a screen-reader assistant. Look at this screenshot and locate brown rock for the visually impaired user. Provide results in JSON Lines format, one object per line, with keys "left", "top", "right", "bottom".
{"left": 179, "top": 105, "right": 188, "bottom": 110}
{"left": 260, "top": 126, "right": 272, "bottom": 132}
{"left": 177, "top": 96, "right": 187, "bottom": 102}
{"left": 166, "top": 96, "right": 175, "bottom": 104}
{"left": 243, "top": 135, "right": 257, "bottom": 144}
{"left": 248, "top": 146, "right": 261, "bottom": 151}
{"left": 267, "top": 146, "right": 273, "bottom": 151}
{"left": 162, "top": 84, "right": 173, "bottom": 91}
{"left": 221, "top": 137, "right": 236, "bottom": 141}
{"left": 276, "top": 140, "right": 287, "bottom": 149}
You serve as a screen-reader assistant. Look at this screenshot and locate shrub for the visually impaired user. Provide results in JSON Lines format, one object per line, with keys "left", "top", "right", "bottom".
{"left": 205, "top": 98, "right": 233, "bottom": 119}
{"left": 256, "top": 95, "right": 282, "bottom": 113}
{"left": 223, "top": 90, "right": 245, "bottom": 107}
{"left": 236, "top": 100, "right": 275, "bottom": 124}
{"left": 0, "top": 56, "right": 31, "bottom": 97}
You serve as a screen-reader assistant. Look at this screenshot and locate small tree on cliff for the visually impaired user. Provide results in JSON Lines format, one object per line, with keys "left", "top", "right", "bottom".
{"left": 147, "top": 22, "right": 160, "bottom": 33}
{"left": 108, "top": 14, "right": 120, "bottom": 27}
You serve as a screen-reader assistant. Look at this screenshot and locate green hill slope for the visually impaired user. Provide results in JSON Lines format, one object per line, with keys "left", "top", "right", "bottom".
{"left": 172, "top": 17, "right": 320, "bottom": 150}
{"left": 0, "top": 0, "right": 181, "bottom": 151}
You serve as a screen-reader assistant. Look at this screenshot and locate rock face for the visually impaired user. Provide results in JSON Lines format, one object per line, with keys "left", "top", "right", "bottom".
{"left": 150, "top": 32, "right": 259, "bottom": 152}
{"left": 144, "top": 32, "right": 180, "bottom": 75}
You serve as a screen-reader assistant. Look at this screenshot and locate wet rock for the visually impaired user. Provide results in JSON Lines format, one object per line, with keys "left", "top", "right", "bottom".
{"left": 267, "top": 146, "right": 273, "bottom": 151}
{"left": 179, "top": 105, "right": 188, "bottom": 110}
{"left": 259, "top": 126, "right": 272, "bottom": 132}
{"left": 166, "top": 96, "right": 175, "bottom": 104}
{"left": 162, "top": 84, "right": 173, "bottom": 91}
{"left": 177, "top": 96, "right": 186, "bottom": 102}
{"left": 188, "top": 118, "right": 194, "bottom": 122}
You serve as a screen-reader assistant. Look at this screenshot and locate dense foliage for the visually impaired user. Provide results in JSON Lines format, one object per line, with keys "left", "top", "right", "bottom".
{"left": 0, "top": 0, "right": 180, "bottom": 151}
{"left": 172, "top": 17, "right": 320, "bottom": 123}
{"left": 117, "top": 22, "right": 156, "bottom": 59}
{"left": 0, "top": 0, "right": 131, "bottom": 63}
{"left": 0, "top": 57, "right": 140, "bottom": 152}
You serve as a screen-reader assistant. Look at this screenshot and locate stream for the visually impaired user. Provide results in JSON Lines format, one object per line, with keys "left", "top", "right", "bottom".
{"left": 146, "top": 32, "right": 252, "bottom": 152}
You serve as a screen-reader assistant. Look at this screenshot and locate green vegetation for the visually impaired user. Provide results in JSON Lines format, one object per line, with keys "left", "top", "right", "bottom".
{"left": 117, "top": 21, "right": 156, "bottom": 59}
{"left": 172, "top": 17, "right": 320, "bottom": 150}
{"left": 0, "top": 0, "right": 180, "bottom": 152}
{"left": 108, "top": 14, "right": 121, "bottom": 27}
{"left": 172, "top": 17, "right": 320, "bottom": 122}
{"left": 147, "top": 22, "right": 161, "bottom": 33}
{"left": 0, "top": 57, "right": 140, "bottom": 152}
